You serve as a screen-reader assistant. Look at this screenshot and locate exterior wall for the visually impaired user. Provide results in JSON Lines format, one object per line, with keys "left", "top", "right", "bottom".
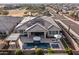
{"left": 47, "top": 31, "right": 59, "bottom": 37}
{"left": 48, "top": 26, "right": 60, "bottom": 37}
{"left": 18, "top": 39, "right": 23, "bottom": 49}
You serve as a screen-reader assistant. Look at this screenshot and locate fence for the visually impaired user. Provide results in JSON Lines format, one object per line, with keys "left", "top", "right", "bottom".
{"left": 0, "top": 49, "right": 66, "bottom": 55}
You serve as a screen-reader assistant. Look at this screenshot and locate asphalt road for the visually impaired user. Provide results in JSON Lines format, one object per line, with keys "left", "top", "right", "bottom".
{"left": 47, "top": 7, "right": 79, "bottom": 36}
{"left": 61, "top": 20, "right": 79, "bottom": 35}
{"left": 47, "top": 7, "right": 66, "bottom": 19}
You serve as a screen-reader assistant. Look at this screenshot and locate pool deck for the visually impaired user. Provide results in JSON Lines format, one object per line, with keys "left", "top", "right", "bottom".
{"left": 20, "top": 36, "right": 64, "bottom": 50}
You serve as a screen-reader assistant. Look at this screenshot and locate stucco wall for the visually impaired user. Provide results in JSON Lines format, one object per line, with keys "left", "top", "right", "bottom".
{"left": 18, "top": 39, "right": 23, "bottom": 49}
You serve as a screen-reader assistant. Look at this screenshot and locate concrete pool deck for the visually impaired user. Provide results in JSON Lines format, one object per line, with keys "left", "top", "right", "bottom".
{"left": 19, "top": 36, "right": 64, "bottom": 50}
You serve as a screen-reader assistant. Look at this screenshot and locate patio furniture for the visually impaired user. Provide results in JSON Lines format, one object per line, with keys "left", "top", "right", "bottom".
{"left": 33, "top": 36, "right": 41, "bottom": 41}
{"left": 54, "top": 34, "right": 62, "bottom": 39}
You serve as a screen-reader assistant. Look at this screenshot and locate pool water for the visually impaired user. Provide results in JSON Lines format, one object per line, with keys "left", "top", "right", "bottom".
{"left": 23, "top": 42, "right": 60, "bottom": 49}
{"left": 51, "top": 44, "right": 60, "bottom": 48}
{"left": 23, "top": 43, "right": 50, "bottom": 49}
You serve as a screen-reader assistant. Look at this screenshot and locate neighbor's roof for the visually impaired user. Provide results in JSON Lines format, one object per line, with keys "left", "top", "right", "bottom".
{"left": 5, "top": 33, "right": 20, "bottom": 41}
{"left": 0, "top": 16, "right": 23, "bottom": 33}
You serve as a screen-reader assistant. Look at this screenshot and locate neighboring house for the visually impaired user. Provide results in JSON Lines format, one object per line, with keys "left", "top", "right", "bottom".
{"left": 76, "top": 10, "right": 79, "bottom": 18}
{"left": 15, "top": 16, "right": 63, "bottom": 49}
{"left": 0, "top": 16, "right": 23, "bottom": 38}
{"left": 62, "top": 9, "right": 68, "bottom": 14}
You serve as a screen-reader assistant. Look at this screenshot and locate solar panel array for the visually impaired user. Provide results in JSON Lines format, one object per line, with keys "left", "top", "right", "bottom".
{"left": 26, "top": 17, "right": 45, "bottom": 27}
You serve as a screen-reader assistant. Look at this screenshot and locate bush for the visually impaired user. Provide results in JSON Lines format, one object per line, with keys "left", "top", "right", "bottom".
{"left": 2, "top": 11, "right": 9, "bottom": 15}
{"left": 69, "top": 11, "right": 75, "bottom": 17}
{"left": 24, "top": 11, "right": 27, "bottom": 14}
{"left": 35, "top": 48, "right": 44, "bottom": 55}
{"left": 23, "top": 15, "right": 28, "bottom": 17}
{"left": 48, "top": 48, "right": 54, "bottom": 54}
{"left": 15, "top": 49, "right": 23, "bottom": 55}
{"left": 65, "top": 48, "right": 73, "bottom": 55}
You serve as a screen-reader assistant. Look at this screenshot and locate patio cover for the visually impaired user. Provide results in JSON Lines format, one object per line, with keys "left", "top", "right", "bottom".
{"left": 5, "top": 33, "right": 20, "bottom": 41}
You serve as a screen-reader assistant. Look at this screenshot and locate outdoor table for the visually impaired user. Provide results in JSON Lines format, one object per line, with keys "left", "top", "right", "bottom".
{"left": 33, "top": 36, "right": 41, "bottom": 41}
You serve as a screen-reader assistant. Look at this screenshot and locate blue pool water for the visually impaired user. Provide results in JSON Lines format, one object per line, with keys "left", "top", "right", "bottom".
{"left": 23, "top": 43, "right": 50, "bottom": 49}
{"left": 23, "top": 42, "right": 60, "bottom": 49}
{"left": 51, "top": 44, "right": 60, "bottom": 48}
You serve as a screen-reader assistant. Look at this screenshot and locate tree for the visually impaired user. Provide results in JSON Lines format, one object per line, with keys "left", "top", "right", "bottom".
{"left": 47, "top": 48, "right": 54, "bottom": 54}
{"left": 69, "top": 11, "right": 79, "bottom": 21}
{"left": 43, "top": 11, "right": 51, "bottom": 16}
{"left": 65, "top": 48, "right": 73, "bottom": 55}
{"left": 56, "top": 9, "right": 60, "bottom": 14}
{"left": 69, "top": 11, "right": 75, "bottom": 17}
{"left": 35, "top": 48, "right": 44, "bottom": 55}
{"left": 15, "top": 49, "right": 23, "bottom": 55}
{"left": 74, "top": 12, "right": 78, "bottom": 21}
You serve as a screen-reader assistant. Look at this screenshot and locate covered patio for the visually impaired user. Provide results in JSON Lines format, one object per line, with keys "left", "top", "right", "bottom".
{"left": 5, "top": 33, "right": 20, "bottom": 49}
{"left": 20, "top": 36, "right": 57, "bottom": 43}
{"left": 25, "top": 23, "right": 47, "bottom": 39}
{"left": 27, "top": 32, "right": 46, "bottom": 39}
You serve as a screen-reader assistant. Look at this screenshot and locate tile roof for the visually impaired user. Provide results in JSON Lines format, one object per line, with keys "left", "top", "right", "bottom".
{"left": 15, "top": 16, "right": 61, "bottom": 31}
{"left": 0, "top": 16, "right": 23, "bottom": 33}
{"left": 25, "top": 23, "right": 47, "bottom": 32}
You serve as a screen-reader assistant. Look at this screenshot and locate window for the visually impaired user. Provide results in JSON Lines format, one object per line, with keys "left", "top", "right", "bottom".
{"left": 49, "top": 31, "right": 51, "bottom": 34}
{"left": 49, "top": 31, "right": 58, "bottom": 35}
{"left": 19, "top": 30, "right": 24, "bottom": 33}
{"left": 53, "top": 31, "right": 58, "bottom": 34}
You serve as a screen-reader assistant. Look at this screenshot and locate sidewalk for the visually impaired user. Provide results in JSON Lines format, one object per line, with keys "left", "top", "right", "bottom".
{"left": 63, "top": 15, "right": 79, "bottom": 25}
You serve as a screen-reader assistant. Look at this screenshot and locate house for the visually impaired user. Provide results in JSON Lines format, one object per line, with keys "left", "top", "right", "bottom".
{"left": 0, "top": 16, "right": 23, "bottom": 38}
{"left": 15, "top": 16, "right": 64, "bottom": 49}
{"left": 15, "top": 16, "right": 61, "bottom": 38}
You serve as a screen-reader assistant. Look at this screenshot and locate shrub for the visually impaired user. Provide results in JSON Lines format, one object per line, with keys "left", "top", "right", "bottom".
{"left": 35, "top": 48, "right": 44, "bottom": 55}
{"left": 69, "top": 11, "right": 75, "bottom": 17}
{"left": 65, "top": 48, "right": 73, "bottom": 55}
{"left": 24, "top": 11, "right": 27, "bottom": 14}
{"left": 47, "top": 48, "right": 54, "bottom": 54}
{"left": 15, "top": 49, "right": 23, "bottom": 55}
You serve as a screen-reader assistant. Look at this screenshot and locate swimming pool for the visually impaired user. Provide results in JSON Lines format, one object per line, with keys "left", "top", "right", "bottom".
{"left": 23, "top": 43, "right": 50, "bottom": 49}
{"left": 23, "top": 42, "right": 60, "bottom": 49}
